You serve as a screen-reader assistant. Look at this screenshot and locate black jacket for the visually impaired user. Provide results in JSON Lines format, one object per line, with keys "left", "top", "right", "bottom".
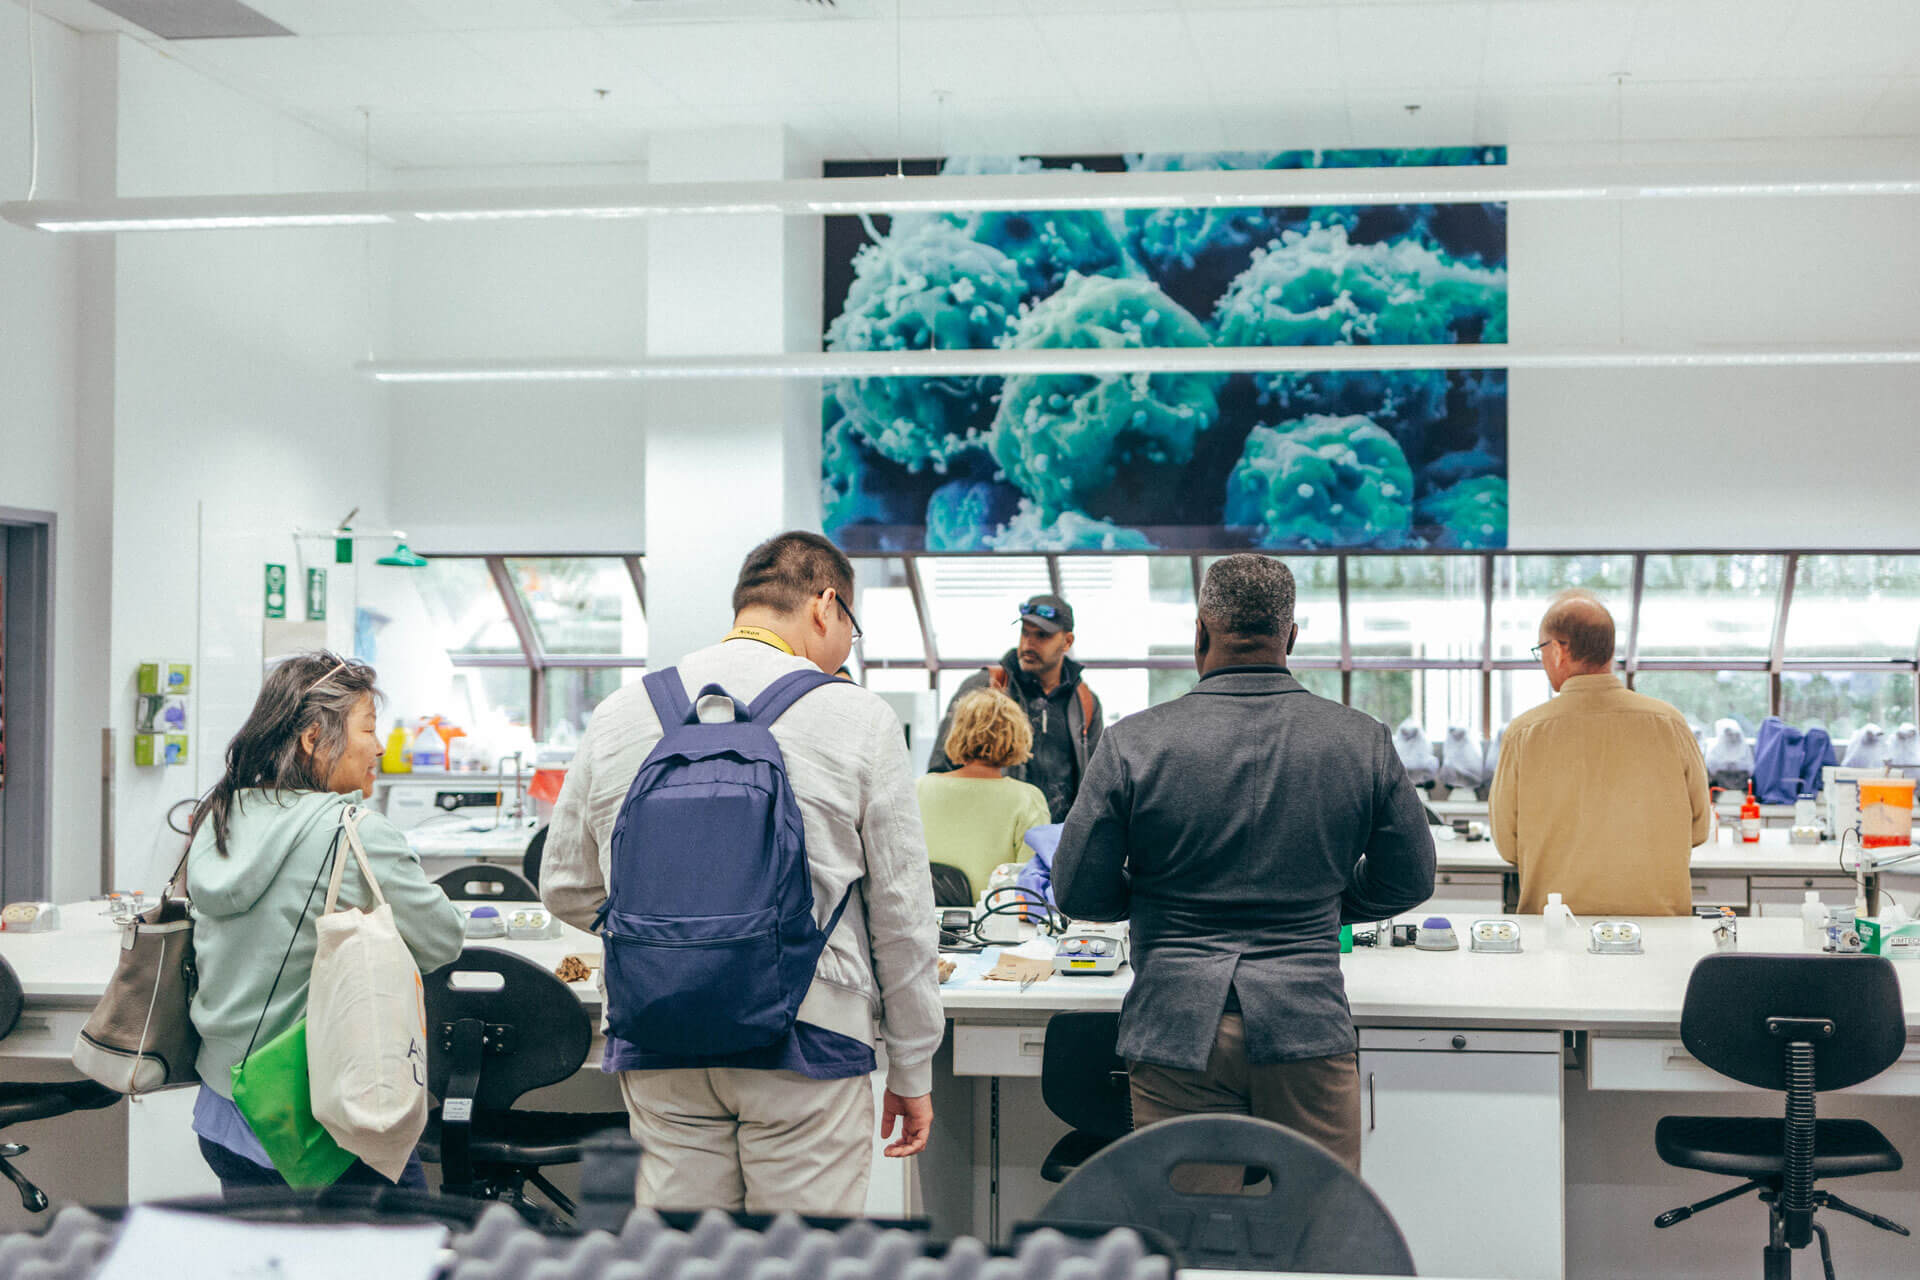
{"left": 1053, "top": 671, "right": 1435, "bottom": 1071}
{"left": 926, "top": 650, "right": 1104, "bottom": 823}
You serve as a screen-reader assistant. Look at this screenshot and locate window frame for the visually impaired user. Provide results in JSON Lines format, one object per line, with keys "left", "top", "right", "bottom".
{"left": 424, "top": 553, "right": 648, "bottom": 734}
{"left": 849, "top": 549, "right": 1920, "bottom": 730}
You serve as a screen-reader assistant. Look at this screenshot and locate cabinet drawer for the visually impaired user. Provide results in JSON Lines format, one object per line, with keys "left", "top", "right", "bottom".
{"left": 952, "top": 1023, "right": 1047, "bottom": 1077}
{"left": 1359, "top": 1027, "right": 1560, "bottom": 1054}
{"left": 1690, "top": 876, "right": 1749, "bottom": 907}
{"left": 1751, "top": 876, "right": 1853, "bottom": 892}
{"left": 1589, "top": 1036, "right": 1920, "bottom": 1095}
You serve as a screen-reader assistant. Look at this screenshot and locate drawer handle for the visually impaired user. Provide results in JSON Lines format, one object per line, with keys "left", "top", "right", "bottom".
{"left": 1367, "top": 1072, "right": 1376, "bottom": 1131}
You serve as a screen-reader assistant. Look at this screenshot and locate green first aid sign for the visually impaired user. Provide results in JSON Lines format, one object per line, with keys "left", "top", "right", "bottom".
{"left": 306, "top": 568, "right": 328, "bottom": 620}
{"left": 264, "top": 563, "right": 287, "bottom": 619}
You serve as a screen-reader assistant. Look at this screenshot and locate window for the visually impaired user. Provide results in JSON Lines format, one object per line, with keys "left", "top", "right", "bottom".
{"left": 545, "top": 668, "right": 642, "bottom": 742}
{"left": 1633, "top": 671, "right": 1771, "bottom": 736}
{"left": 1492, "top": 555, "right": 1633, "bottom": 661}
{"left": 1785, "top": 555, "right": 1920, "bottom": 662}
{"left": 834, "top": 549, "right": 1920, "bottom": 749}
{"left": 1780, "top": 670, "right": 1918, "bottom": 739}
{"left": 387, "top": 555, "right": 647, "bottom": 747}
{"left": 852, "top": 557, "right": 924, "bottom": 664}
{"left": 1638, "top": 554, "right": 1780, "bottom": 660}
{"left": 506, "top": 557, "right": 645, "bottom": 657}
{"left": 921, "top": 557, "right": 1049, "bottom": 663}
{"left": 1347, "top": 556, "right": 1482, "bottom": 663}
{"left": 416, "top": 558, "right": 521, "bottom": 655}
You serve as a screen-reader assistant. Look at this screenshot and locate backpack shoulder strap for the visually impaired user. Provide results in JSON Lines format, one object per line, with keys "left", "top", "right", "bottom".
{"left": 643, "top": 668, "right": 693, "bottom": 728}
{"left": 748, "top": 668, "right": 839, "bottom": 725}
{"left": 989, "top": 667, "right": 1009, "bottom": 692}
{"left": 1076, "top": 682, "right": 1093, "bottom": 739}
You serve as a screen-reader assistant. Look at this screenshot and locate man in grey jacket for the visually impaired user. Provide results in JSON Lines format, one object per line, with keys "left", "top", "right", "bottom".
{"left": 542, "top": 532, "right": 943, "bottom": 1215}
{"left": 926, "top": 593, "right": 1104, "bottom": 823}
{"left": 1054, "top": 555, "right": 1435, "bottom": 1176}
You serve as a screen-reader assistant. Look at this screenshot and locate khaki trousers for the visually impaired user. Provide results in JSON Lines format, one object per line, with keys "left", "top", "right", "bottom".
{"left": 1128, "top": 1013, "right": 1362, "bottom": 1192}
{"left": 619, "top": 1068, "right": 873, "bottom": 1215}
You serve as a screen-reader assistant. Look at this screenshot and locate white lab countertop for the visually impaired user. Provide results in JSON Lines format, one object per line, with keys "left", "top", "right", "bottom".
{"left": 403, "top": 819, "right": 541, "bottom": 863}
{"left": 7, "top": 905, "right": 1914, "bottom": 1038}
{"left": 935, "top": 916, "right": 1920, "bottom": 1034}
{"left": 1432, "top": 825, "right": 1879, "bottom": 877}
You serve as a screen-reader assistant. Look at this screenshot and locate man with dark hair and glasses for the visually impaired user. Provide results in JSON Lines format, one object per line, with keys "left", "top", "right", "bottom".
{"left": 926, "top": 592, "right": 1105, "bottom": 823}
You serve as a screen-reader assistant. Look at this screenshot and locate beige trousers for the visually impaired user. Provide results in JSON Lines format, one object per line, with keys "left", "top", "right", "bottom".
{"left": 1128, "top": 1013, "right": 1362, "bottom": 1193}
{"left": 619, "top": 1068, "right": 873, "bottom": 1215}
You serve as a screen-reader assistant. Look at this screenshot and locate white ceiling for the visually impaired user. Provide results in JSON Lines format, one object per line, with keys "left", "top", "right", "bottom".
{"left": 19, "top": 0, "right": 1920, "bottom": 169}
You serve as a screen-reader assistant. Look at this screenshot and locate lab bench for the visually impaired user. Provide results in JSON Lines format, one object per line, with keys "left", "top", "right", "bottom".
{"left": 5, "top": 908, "right": 1916, "bottom": 1280}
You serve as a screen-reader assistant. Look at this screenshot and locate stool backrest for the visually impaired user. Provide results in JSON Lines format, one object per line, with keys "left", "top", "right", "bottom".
{"left": 1039, "top": 1114, "right": 1414, "bottom": 1274}
{"left": 424, "top": 948, "right": 591, "bottom": 1110}
{"left": 1041, "top": 1011, "right": 1132, "bottom": 1140}
{"left": 929, "top": 862, "right": 974, "bottom": 909}
{"left": 1680, "top": 952, "right": 1906, "bottom": 1092}
{"left": 434, "top": 863, "right": 539, "bottom": 903}
{"left": 521, "top": 827, "right": 548, "bottom": 890}
{"left": 0, "top": 955, "right": 22, "bottom": 1042}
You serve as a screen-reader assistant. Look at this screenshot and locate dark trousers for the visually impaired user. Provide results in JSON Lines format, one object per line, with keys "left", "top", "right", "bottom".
{"left": 1129, "top": 1012, "right": 1362, "bottom": 1191}
{"left": 198, "top": 1137, "right": 428, "bottom": 1197}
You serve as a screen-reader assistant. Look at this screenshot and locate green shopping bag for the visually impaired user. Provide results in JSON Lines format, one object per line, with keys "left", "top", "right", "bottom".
{"left": 227, "top": 817, "right": 357, "bottom": 1189}
{"left": 230, "top": 1018, "right": 356, "bottom": 1189}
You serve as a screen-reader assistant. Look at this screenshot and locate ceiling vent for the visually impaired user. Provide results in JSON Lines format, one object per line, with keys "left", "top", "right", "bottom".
{"left": 89, "top": 0, "right": 292, "bottom": 40}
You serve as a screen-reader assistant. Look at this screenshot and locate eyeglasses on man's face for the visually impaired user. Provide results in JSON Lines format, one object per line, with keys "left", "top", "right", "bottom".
{"left": 1530, "top": 639, "right": 1565, "bottom": 661}
{"left": 828, "top": 590, "right": 862, "bottom": 643}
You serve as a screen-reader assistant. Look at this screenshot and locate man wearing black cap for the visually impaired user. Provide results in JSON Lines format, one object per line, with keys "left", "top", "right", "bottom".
{"left": 925, "top": 593, "right": 1104, "bottom": 823}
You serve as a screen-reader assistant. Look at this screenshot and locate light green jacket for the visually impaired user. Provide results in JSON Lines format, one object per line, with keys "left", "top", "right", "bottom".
{"left": 187, "top": 789, "right": 464, "bottom": 1096}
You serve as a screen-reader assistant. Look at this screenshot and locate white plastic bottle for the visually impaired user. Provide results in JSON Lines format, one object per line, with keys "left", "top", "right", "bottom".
{"left": 1801, "top": 891, "right": 1830, "bottom": 950}
{"left": 1543, "top": 892, "right": 1579, "bottom": 952}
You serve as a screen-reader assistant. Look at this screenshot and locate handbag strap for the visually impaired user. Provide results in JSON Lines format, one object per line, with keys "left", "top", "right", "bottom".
{"left": 239, "top": 810, "right": 345, "bottom": 1066}
{"left": 323, "top": 805, "right": 388, "bottom": 914}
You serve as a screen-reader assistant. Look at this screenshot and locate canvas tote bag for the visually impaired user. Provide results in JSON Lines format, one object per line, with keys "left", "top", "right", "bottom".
{"left": 306, "top": 804, "right": 429, "bottom": 1182}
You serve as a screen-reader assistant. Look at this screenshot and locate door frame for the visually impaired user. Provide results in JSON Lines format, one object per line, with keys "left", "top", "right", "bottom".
{"left": 0, "top": 507, "right": 56, "bottom": 902}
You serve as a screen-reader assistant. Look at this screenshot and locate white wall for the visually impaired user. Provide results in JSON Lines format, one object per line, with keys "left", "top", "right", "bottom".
{"left": 1508, "top": 139, "right": 1920, "bottom": 548}
{"left": 386, "top": 165, "right": 650, "bottom": 554}
{"left": 0, "top": 10, "right": 111, "bottom": 903}
{"left": 105, "top": 37, "right": 396, "bottom": 888}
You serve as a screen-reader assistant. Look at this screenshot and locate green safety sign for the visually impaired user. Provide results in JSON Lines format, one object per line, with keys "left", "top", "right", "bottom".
{"left": 306, "top": 568, "right": 328, "bottom": 621}
{"left": 264, "top": 563, "right": 287, "bottom": 619}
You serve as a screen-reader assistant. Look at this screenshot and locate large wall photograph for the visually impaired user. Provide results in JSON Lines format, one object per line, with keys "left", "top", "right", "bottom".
{"left": 821, "top": 148, "right": 1509, "bottom": 554}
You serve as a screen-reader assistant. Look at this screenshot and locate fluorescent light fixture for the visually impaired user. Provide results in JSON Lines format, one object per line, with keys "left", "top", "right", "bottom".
{"left": 40, "top": 213, "right": 395, "bottom": 232}
{"left": 7, "top": 161, "right": 1917, "bottom": 234}
{"left": 357, "top": 345, "right": 1920, "bottom": 384}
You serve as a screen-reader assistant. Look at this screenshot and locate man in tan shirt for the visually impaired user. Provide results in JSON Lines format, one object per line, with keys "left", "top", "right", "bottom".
{"left": 1491, "top": 592, "right": 1712, "bottom": 915}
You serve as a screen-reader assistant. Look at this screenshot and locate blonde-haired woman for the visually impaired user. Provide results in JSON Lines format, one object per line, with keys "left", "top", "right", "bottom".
{"left": 917, "top": 689, "right": 1052, "bottom": 899}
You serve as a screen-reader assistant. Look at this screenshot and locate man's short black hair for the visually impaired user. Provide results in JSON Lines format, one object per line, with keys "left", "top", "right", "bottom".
{"left": 732, "top": 531, "right": 856, "bottom": 616}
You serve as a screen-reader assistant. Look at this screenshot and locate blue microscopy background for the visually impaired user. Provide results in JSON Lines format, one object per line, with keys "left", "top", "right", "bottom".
{"left": 821, "top": 149, "right": 1508, "bottom": 553}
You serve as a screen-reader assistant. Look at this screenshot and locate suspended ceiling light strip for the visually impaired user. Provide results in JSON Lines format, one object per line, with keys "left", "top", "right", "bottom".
{"left": 7, "top": 162, "right": 1919, "bottom": 233}
{"left": 356, "top": 344, "right": 1920, "bottom": 383}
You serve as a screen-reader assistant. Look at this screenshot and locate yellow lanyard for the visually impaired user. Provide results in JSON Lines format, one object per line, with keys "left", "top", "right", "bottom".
{"left": 724, "top": 626, "right": 795, "bottom": 656}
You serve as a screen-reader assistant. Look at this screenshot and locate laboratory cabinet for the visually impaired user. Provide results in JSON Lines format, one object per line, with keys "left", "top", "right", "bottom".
{"left": 1358, "top": 1028, "right": 1565, "bottom": 1280}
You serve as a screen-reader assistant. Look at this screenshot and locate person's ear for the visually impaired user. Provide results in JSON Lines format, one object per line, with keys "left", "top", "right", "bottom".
{"left": 1287, "top": 622, "right": 1298, "bottom": 657}
{"left": 1059, "top": 629, "right": 1074, "bottom": 651}
{"left": 813, "top": 592, "right": 833, "bottom": 635}
{"left": 1194, "top": 618, "right": 1211, "bottom": 664}
{"left": 298, "top": 721, "right": 321, "bottom": 763}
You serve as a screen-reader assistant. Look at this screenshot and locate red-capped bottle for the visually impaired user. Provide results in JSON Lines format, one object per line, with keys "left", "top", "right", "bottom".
{"left": 1741, "top": 782, "right": 1763, "bottom": 844}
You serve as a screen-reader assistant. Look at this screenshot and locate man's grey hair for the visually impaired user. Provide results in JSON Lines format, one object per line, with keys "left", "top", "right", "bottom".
{"left": 1199, "top": 554, "right": 1296, "bottom": 639}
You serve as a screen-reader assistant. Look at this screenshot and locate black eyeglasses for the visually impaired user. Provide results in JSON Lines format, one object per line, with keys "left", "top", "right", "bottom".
{"left": 828, "top": 590, "right": 862, "bottom": 643}
{"left": 1529, "top": 640, "right": 1564, "bottom": 660}
{"left": 1019, "top": 602, "right": 1064, "bottom": 621}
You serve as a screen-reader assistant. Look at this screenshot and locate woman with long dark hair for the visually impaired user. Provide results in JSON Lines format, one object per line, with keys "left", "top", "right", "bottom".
{"left": 185, "top": 651, "right": 463, "bottom": 1194}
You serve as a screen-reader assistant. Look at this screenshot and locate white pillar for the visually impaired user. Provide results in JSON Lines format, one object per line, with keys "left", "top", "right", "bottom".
{"left": 642, "top": 128, "right": 822, "bottom": 667}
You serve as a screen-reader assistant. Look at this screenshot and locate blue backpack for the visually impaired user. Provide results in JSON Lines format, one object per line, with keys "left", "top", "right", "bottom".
{"left": 595, "top": 666, "right": 849, "bottom": 1057}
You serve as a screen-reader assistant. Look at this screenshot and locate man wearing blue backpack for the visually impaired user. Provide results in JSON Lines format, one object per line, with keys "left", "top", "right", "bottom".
{"left": 541, "top": 532, "right": 943, "bottom": 1215}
